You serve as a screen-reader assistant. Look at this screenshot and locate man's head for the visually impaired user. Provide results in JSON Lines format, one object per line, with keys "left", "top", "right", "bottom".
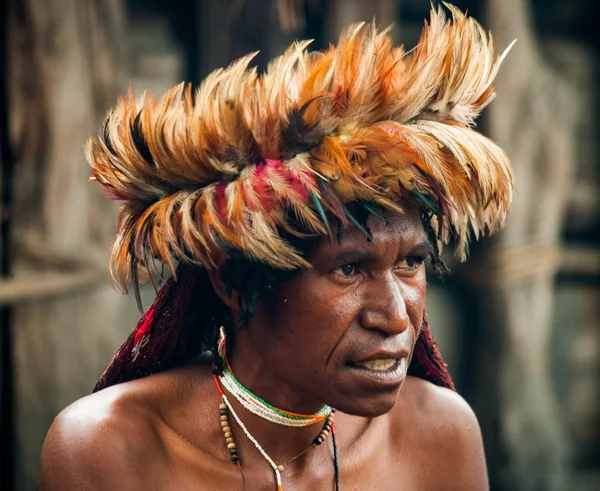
{"left": 89, "top": 5, "right": 513, "bottom": 395}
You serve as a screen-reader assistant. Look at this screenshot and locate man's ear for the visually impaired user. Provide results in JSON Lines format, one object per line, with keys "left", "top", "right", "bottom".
{"left": 206, "top": 258, "right": 239, "bottom": 312}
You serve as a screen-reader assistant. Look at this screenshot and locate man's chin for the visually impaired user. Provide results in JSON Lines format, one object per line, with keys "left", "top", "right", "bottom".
{"left": 330, "top": 382, "right": 405, "bottom": 418}
{"left": 326, "top": 361, "right": 408, "bottom": 417}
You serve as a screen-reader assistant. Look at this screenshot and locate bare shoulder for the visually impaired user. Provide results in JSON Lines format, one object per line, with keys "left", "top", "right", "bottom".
{"left": 399, "top": 376, "right": 483, "bottom": 438}
{"left": 391, "top": 376, "right": 489, "bottom": 491}
{"left": 39, "top": 378, "right": 168, "bottom": 491}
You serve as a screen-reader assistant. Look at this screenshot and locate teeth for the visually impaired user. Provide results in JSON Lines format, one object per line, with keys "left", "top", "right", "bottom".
{"left": 355, "top": 359, "right": 397, "bottom": 371}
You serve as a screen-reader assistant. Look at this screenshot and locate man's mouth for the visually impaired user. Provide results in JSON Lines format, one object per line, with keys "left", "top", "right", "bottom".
{"left": 353, "top": 359, "right": 398, "bottom": 371}
{"left": 344, "top": 356, "right": 408, "bottom": 387}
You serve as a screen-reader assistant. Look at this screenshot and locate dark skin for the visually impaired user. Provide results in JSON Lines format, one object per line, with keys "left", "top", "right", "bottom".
{"left": 40, "top": 205, "right": 488, "bottom": 490}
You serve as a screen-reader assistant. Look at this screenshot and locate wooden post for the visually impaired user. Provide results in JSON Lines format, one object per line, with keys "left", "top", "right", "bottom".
{"left": 6, "top": 2, "right": 144, "bottom": 489}
{"left": 459, "top": 0, "right": 582, "bottom": 489}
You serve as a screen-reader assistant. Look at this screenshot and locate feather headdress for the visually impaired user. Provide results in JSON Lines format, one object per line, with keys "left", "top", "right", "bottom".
{"left": 87, "top": 4, "right": 514, "bottom": 293}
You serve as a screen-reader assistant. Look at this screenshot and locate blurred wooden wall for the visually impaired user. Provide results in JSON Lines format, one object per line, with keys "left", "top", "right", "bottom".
{"left": 4, "top": 1, "right": 143, "bottom": 489}
{"left": 468, "top": 0, "right": 599, "bottom": 489}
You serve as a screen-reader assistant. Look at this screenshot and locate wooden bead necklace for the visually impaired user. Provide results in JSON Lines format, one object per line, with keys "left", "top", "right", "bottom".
{"left": 214, "top": 375, "right": 340, "bottom": 490}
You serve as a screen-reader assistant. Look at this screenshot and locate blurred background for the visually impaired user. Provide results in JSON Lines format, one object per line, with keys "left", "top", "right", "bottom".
{"left": 1, "top": 0, "right": 598, "bottom": 490}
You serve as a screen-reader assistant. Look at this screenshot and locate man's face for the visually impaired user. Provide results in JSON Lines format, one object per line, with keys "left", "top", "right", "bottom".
{"left": 243, "top": 204, "right": 429, "bottom": 417}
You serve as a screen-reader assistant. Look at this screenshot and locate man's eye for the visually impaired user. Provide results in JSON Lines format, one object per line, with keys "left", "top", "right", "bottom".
{"left": 334, "top": 264, "right": 356, "bottom": 277}
{"left": 395, "top": 256, "right": 426, "bottom": 270}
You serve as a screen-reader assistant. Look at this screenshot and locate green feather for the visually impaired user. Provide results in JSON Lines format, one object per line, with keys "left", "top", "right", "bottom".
{"left": 361, "top": 202, "right": 388, "bottom": 223}
{"left": 344, "top": 207, "right": 372, "bottom": 240}
{"left": 310, "top": 192, "right": 333, "bottom": 238}
{"left": 410, "top": 188, "right": 441, "bottom": 216}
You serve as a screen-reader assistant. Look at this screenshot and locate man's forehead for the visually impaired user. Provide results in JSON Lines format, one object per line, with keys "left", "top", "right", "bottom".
{"left": 312, "top": 206, "right": 427, "bottom": 256}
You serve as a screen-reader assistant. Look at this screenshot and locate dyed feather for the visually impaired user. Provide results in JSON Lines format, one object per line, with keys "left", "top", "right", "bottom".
{"left": 86, "top": 3, "right": 515, "bottom": 290}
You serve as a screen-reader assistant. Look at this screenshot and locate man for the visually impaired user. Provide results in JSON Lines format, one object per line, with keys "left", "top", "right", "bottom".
{"left": 40, "top": 5, "right": 514, "bottom": 490}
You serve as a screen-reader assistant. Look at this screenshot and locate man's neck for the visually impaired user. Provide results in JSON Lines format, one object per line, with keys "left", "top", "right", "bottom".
{"left": 222, "top": 349, "right": 330, "bottom": 466}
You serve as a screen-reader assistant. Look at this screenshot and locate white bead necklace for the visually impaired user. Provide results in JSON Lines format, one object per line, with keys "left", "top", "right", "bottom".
{"left": 219, "top": 366, "right": 332, "bottom": 427}
{"left": 222, "top": 394, "right": 285, "bottom": 490}
{"left": 216, "top": 332, "right": 332, "bottom": 427}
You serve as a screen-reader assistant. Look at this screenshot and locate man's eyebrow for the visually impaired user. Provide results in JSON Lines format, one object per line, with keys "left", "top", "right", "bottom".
{"left": 329, "top": 240, "right": 432, "bottom": 264}
{"left": 409, "top": 240, "right": 433, "bottom": 256}
{"left": 330, "top": 249, "right": 378, "bottom": 263}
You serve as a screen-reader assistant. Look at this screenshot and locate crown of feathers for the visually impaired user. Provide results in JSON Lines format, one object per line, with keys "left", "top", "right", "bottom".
{"left": 87, "top": 3, "right": 515, "bottom": 293}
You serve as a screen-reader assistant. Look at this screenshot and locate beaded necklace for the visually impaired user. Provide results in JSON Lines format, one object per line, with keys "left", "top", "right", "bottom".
{"left": 216, "top": 334, "right": 333, "bottom": 427}
{"left": 219, "top": 354, "right": 332, "bottom": 427}
{"left": 214, "top": 376, "right": 339, "bottom": 491}
{"left": 213, "top": 332, "right": 340, "bottom": 490}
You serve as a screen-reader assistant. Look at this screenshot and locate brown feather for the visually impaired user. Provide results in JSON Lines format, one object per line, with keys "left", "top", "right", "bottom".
{"left": 86, "top": 3, "right": 515, "bottom": 289}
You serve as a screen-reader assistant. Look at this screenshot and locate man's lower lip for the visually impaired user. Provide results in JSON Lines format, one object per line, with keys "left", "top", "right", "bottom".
{"left": 345, "top": 359, "right": 407, "bottom": 386}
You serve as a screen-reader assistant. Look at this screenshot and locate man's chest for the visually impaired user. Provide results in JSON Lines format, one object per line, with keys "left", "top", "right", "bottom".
{"left": 155, "top": 409, "right": 436, "bottom": 491}
{"left": 156, "top": 446, "right": 429, "bottom": 491}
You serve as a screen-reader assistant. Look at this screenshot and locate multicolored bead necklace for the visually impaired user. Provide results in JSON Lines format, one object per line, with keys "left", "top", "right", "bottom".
{"left": 217, "top": 349, "right": 333, "bottom": 427}
{"left": 214, "top": 331, "right": 340, "bottom": 490}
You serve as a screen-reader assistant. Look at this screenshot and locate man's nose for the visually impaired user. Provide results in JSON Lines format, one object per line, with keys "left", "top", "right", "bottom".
{"left": 359, "top": 273, "right": 410, "bottom": 335}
